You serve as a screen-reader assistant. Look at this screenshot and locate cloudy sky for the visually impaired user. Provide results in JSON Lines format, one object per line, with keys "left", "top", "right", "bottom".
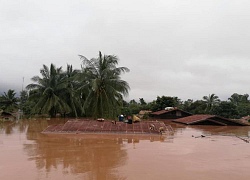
{"left": 1, "top": 0, "right": 250, "bottom": 102}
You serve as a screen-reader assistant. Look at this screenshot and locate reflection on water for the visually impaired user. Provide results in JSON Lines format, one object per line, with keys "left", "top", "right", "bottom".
{"left": 25, "top": 120, "right": 128, "bottom": 180}
{"left": 1, "top": 119, "right": 250, "bottom": 180}
{"left": 24, "top": 135, "right": 127, "bottom": 180}
{"left": 0, "top": 120, "right": 28, "bottom": 135}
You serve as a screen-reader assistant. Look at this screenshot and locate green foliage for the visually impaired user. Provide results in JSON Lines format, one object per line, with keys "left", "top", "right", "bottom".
{"left": 212, "top": 101, "right": 239, "bottom": 118}
{"left": 19, "top": 90, "right": 28, "bottom": 110}
{"left": 12, "top": 52, "right": 250, "bottom": 120}
{"left": 203, "top": 94, "right": 220, "bottom": 114}
{"left": 237, "top": 103, "right": 250, "bottom": 117}
{"left": 182, "top": 100, "right": 206, "bottom": 114}
{"left": 139, "top": 98, "right": 146, "bottom": 105}
{"left": 120, "top": 99, "right": 151, "bottom": 116}
{"left": 78, "top": 52, "right": 130, "bottom": 118}
{"left": 126, "top": 100, "right": 140, "bottom": 115}
{"left": 181, "top": 93, "right": 250, "bottom": 118}
{"left": 0, "top": 89, "right": 19, "bottom": 112}
{"left": 23, "top": 52, "right": 130, "bottom": 119}
{"left": 228, "top": 93, "right": 249, "bottom": 105}
{"left": 181, "top": 99, "right": 193, "bottom": 111}
{"left": 150, "top": 96, "right": 181, "bottom": 111}
{"left": 26, "top": 64, "right": 77, "bottom": 118}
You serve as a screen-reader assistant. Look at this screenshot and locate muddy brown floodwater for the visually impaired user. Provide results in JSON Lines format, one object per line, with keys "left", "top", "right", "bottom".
{"left": 0, "top": 119, "right": 250, "bottom": 180}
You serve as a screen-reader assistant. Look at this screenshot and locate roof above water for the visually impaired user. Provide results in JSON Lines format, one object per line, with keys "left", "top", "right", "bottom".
{"left": 151, "top": 108, "right": 192, "bottom": 116}
{"left": 42, "top": 119, "right": 173, "bottom": 135}
{"left": 173, "top": 114, "right": 249, "bottom": 126}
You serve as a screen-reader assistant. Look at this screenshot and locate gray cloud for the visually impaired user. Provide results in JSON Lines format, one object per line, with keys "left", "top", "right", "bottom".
{"left": 1, "top": 0, "right": 250, "bottom": 102}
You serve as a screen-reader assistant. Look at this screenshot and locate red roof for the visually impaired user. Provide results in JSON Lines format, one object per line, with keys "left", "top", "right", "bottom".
{"left": 173, "top": 115, "right": 214, "bottom": 124}
{"left": 151, "top": 108, "right": 191, "bottom": 116}
{"left": 42, "top": 119, "right": 173, "bottom": 135}
{"left": 173, "top": 114, "right": 249, "bottom": 126}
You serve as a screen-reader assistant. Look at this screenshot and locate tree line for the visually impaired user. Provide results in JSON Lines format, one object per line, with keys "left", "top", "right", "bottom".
{"left": 122, "top": 93, "right": 250, "bottom": 119}
{"left": 0, "top": 52, "right": 130, "bottom": 119}
{"left": 0, "top": 52, "right": 249, "bottom": 119}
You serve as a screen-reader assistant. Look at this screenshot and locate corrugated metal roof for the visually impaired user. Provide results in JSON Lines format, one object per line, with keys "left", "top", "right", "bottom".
{"left": 173, "top": 115, "right": 214, "bottom": 124}
{"left": 151, "top": 108, "right": 191, "bottom": 116}
{"left": 42, "top": 119, "right": 173, "bottom": 135}
{"left": 173, "top": 115, "right": 249, "bottom": 126}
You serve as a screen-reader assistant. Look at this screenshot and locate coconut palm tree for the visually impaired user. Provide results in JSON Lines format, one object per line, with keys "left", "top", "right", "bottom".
{"left": 26, "top": 64, "right": 72, "bottom": 117}
{"left": 203, "top": 94, "right": 220, "bottom": 114}
{"left": 61, "top": 64, "right": 83, "bottom": 117}
{"left": 0, "top": 89, "right": 19, "bottom": 112}
{"left": 78, "top": 51, "right": 130, "bottom": 118}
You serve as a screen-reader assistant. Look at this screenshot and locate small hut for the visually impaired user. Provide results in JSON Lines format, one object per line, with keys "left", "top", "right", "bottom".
{"left": 150, "top": 107, "right": 192, "bottom": 120}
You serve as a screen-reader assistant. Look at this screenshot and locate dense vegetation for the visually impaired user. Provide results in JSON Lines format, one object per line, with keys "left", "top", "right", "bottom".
{"left": 1, "top": 52, "right": 250, "bottom": 119}
{"left": 120, "top": 94, "right": 250, "bottom": 119}
{"left": 1, "top": 52, "right": 130, "bottom": 119}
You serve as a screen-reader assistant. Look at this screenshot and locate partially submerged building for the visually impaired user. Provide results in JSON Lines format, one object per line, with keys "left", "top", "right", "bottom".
{"left": 42, "top": 119, "right": 173, "bottom": 135}
{"left": 150, "top": 107, "right": 192, "bottom": 120}
{"left": 173, "top": 114, "right": 249, "bottom": 126}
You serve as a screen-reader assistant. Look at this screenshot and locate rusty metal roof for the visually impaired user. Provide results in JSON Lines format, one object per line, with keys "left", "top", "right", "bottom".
{"left": 42, "top": 119, "right": 173, "bottom": 135}
{"left": 151, "top": 108, "right": 192, "bottom": 116}
{"left": 173, "top": 114, "right": 249, "bottom": 126}
{"left": 173, "top": 115, "right": 214, "bottom": 124}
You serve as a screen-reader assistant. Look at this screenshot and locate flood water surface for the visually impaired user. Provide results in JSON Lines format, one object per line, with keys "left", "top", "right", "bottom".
{"left": 0, "top": 119, "right": 250, "bottom": 180}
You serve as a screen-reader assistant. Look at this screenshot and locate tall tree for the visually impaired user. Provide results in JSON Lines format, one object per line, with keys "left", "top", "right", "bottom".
{"left": 61, "top": 64, "right": 83, "bottom": 117}
{"left": 19, "top": 90, "right": 28, "bottom": 110}
{"left": 150, "top": 96, "right": 181, "bottom": 111}
{"left": 0, "top": 89, "right": 19, "bottom": 112}
{"left": 228, "top": 93, "right": 250, "bottom": 117}
{"left": 182, "top": 99, "right": 193, "bottom": 111}
{"left": 228, "top": 93, "right": 249, "bottom": 106}
{"left": 212, "top": 101, "right": 239, "bottom": 118}
{"left": 185, "top": 100, "right": 206, "bottom": 114}
{"left": 139, "top": 98, "right": 147, "bottom": 105}
{"left": 26, "top": 64, "right": 72, "bottom": 117}
{"left": 203, "top": 94, "right": 220, "bottom": 113}
{"left": 78, "top": 52, "right": 130, "bottom": 118}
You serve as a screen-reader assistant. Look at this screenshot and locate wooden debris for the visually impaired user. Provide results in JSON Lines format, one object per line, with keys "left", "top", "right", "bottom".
{"left": 236, "top": 136, "right": 249, "bottom": 143}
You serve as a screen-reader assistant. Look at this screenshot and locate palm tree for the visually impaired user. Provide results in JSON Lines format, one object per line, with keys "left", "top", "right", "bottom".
{"left": 203, "top": 94, "right": 220, "bottom": 114}
{"left": 61, "top": 64, "right": 82, "bottom": 117}
{"left": 78, "top": 51, "right": 130, "bottom": 118}
{"left": 0, "top": 89, "right": 19, "bottom": 112}
{"left": 26, "top": 64, "right": 72, "bottom": 117}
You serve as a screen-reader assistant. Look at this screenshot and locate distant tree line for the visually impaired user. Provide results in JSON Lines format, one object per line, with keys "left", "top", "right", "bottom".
{"left": 121, "top": 93, "right": 250, "bottom": 119}
{"left": 1, "top": 89, "right": 249, "bottom": 120}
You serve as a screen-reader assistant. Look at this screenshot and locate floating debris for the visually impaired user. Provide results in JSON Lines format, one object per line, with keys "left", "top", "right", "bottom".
{"left": 236, "top": 136, "right": 249, "bottom": 143}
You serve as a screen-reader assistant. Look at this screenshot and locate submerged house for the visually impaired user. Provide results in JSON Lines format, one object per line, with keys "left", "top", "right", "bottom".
{"left": 150, "top": 107, "right": 192, "bottom": 120}
{"left": 173, "top": 114, "right": 249, "bottom": 126}
{"left": 42, "top": 119, "right": 172, "bottom": 135}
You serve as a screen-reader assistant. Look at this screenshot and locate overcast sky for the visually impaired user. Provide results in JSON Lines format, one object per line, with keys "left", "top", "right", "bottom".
{"left": 1, "top": 0, "right": 250, "bottom": 102}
